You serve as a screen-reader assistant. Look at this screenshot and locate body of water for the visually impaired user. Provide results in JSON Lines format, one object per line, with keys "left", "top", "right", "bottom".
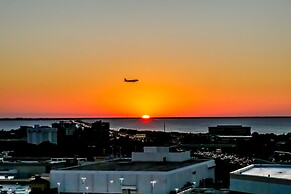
{"left": 0, "top": 117, "right": 291, "bottom": 134}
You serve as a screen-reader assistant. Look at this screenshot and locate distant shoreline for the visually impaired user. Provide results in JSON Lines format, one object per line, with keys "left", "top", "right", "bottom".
{"left": 1, "top": 116, "right": 291, "bottom": 120}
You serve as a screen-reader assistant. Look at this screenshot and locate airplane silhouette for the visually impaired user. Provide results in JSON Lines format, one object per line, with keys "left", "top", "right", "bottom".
{"left": 124, "top": 78, "right": 138, "bottom": 82}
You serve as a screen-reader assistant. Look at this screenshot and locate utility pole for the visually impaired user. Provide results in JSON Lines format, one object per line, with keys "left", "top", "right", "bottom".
{"left": 164, "top": 123, "right": 166, "bottom": 133}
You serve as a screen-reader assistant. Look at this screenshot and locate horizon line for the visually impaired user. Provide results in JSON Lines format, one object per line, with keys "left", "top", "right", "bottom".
{"left": 1, "top": 115, "right": 291, "bottom": 120}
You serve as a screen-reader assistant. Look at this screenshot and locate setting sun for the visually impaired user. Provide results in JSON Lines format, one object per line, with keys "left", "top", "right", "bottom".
{"left": 141, "top": 115, "right": 150, "bottom": 119}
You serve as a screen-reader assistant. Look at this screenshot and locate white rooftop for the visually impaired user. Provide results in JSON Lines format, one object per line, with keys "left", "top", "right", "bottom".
{"left": 232, "top": 164, "right": 291, "bottom": 180}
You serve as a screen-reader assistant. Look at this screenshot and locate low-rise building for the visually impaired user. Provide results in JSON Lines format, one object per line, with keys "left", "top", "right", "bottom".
{"left": 230, "top": 164, "right": 291, "bottom": 194}
{"left": 50, "top": 146, "right": 215, "bottom": 194}
{"left": 0, "top": 175, "right": 50, "bottom": 194}
{"left": 0, "top": 184, "right": 31, "bottom": 194}
{"left": 0, "top": 159, "right": 66, "bottom": 178}
{"left": 209, "top": 125, "right": 251, "bottom": 136}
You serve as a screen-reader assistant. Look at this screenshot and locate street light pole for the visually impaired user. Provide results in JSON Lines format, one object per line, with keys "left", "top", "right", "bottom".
{"left": 150, "top": 180, "right": 157, "bottom": 194}
{"left": 81, "top": 177, "right": 86, "bottom": 194}
{"left": 57, "top": 182, "right": 60, "bottom": 194}
{"left": 119, "top": 177, "right": 124, "bottom": 192}
{"left": 109, "top": 180, "right": 114, "bottom": 194}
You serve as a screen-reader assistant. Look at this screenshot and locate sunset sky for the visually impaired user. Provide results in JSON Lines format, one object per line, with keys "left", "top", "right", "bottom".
{"left": 1, "top": 0, "right": 291, "bottom": 118}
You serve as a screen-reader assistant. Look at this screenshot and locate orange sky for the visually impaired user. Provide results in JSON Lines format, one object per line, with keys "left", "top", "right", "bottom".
{"left": 0, "top": 1, "right": 291, "bottom": 118}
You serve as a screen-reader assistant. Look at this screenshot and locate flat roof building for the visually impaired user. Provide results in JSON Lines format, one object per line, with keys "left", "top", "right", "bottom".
{"left": 51, "top": 147, "right": 215, "bottom": 194}
{"left": 209, "top": 125, "right": 251, "bottom": 136}
{"left": 0, "top": 159, "right": 66, "bottom": 179}
{"left": 230, "top": 164, "right": 291, "bottom": 194}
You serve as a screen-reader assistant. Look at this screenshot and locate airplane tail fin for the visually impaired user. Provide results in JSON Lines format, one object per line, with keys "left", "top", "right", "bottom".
{"left": 124, "top": 78, "right": 126, "bottom": 81}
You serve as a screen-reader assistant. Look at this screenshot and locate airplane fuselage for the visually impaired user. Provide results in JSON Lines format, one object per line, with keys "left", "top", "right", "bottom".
{"left": 124, "top": 78, "right": 138, "bottom": 82}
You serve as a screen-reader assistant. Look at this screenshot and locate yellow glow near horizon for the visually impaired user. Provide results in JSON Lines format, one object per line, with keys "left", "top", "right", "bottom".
{"left": 141, "top": 115, "right": 150, "bottom": 119}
